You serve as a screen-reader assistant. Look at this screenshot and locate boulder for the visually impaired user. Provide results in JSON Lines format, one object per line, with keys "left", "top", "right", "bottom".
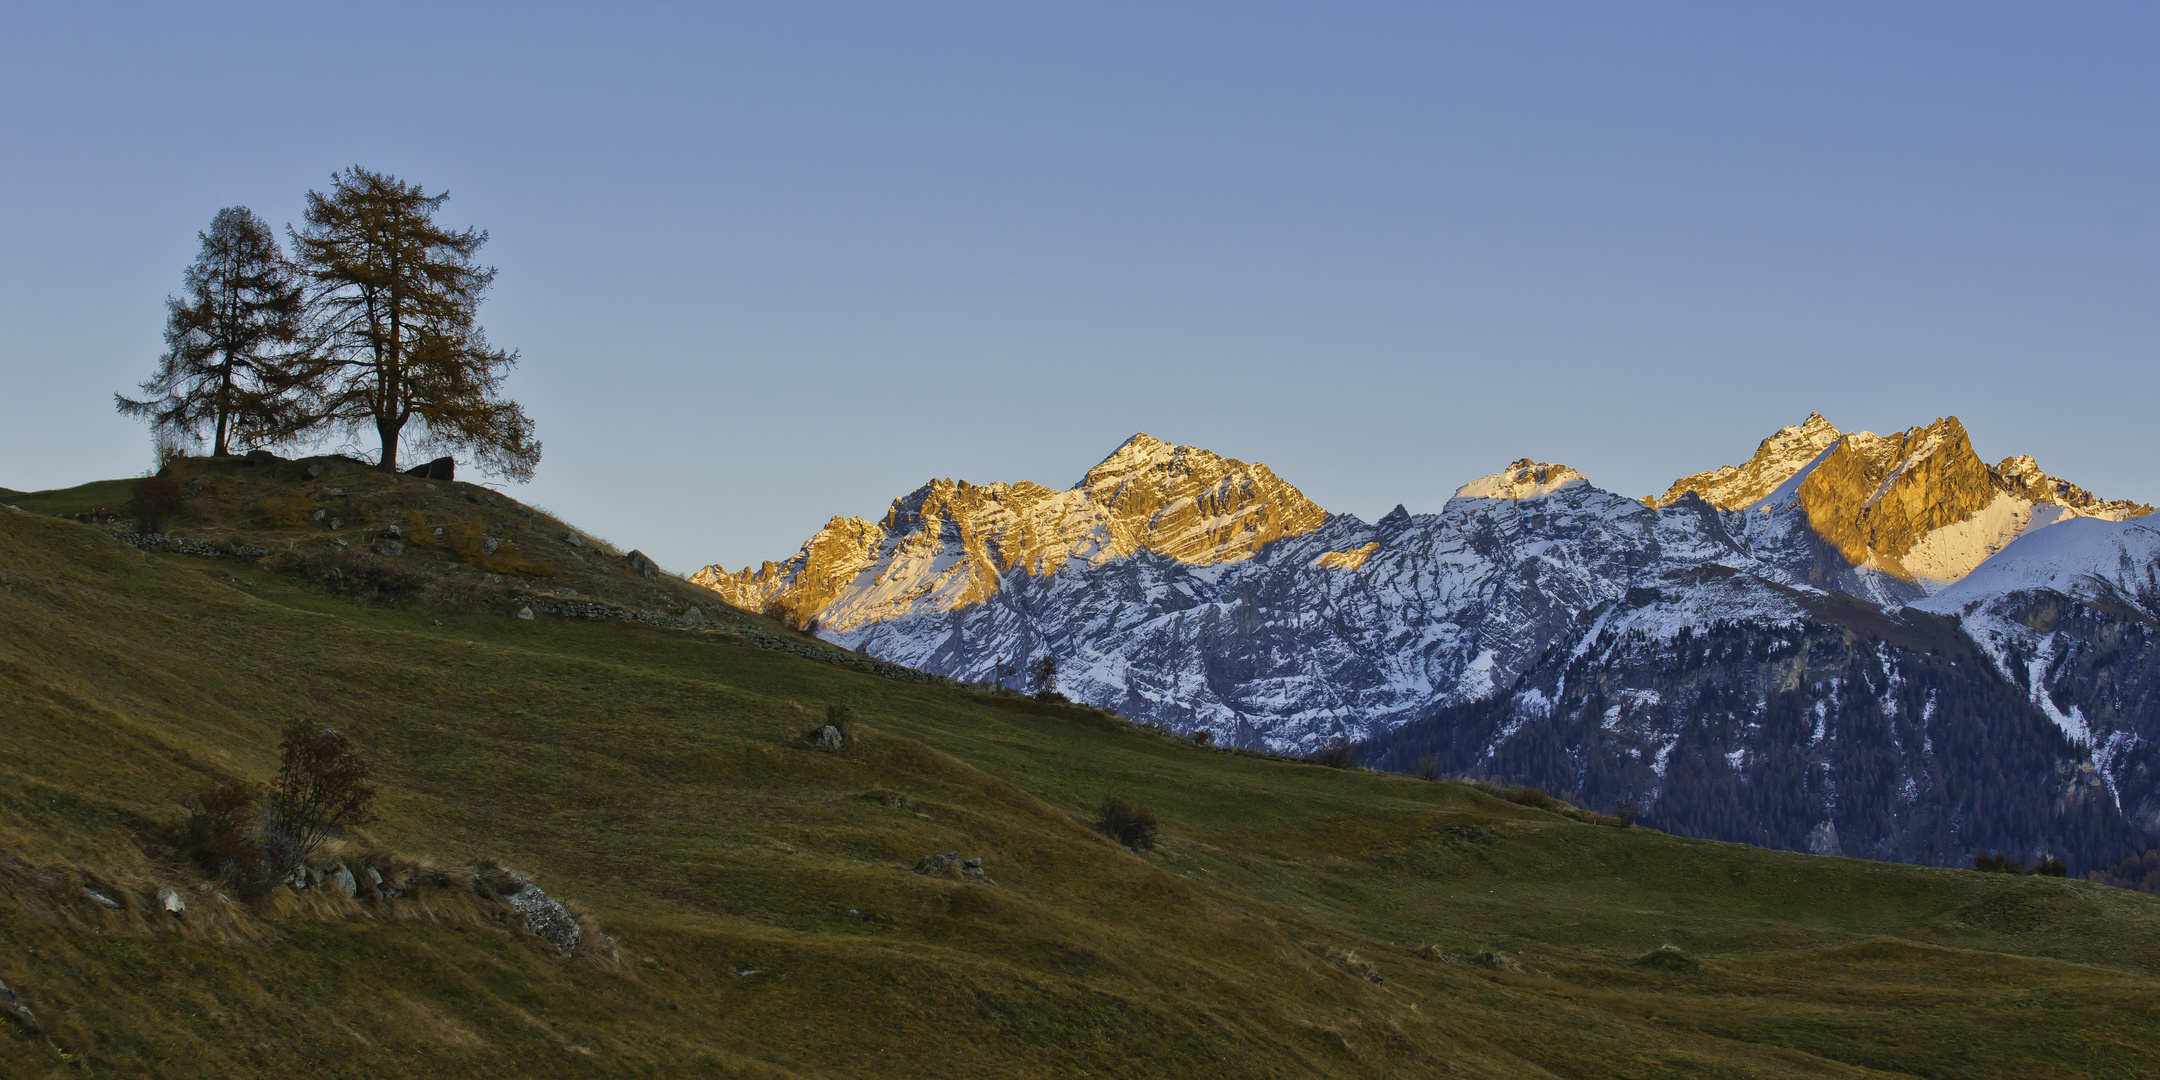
{"left": 0, "top": 977, "right": 42, "bottom": 1035}
{"left": 81, "top": 887, "right": 119, "bottom": 910}
{"left": 403, "top": 456, "right": 455, "bottom": 481}
{"left": 482, "top": 537, "right": 499, "bottom": 555}
{"left": 303, "top": 462, "right": 326, "bottom": 481}
{"left": 329, "top": 864, "right": 357, "bottom": 899}
{"left": 626, "top": 550, "right": 661, "bottom": 581}
{"left": 244, "top": 449, "right": 280, "bottom": 467}
{"left": 516, "top": 606, "right": 535, "bottom": 620}
{"left": 157, "top": 887, "right": 186, "bottom": 915}
{"left": 562, "top": 533, "right": 584, "bottom": 548}
{"left": 381, "top": 523, "right": 402, "bottom": 539}
{"left": 374, "top": 540, "right": 403, "bottom": 558}
{"left": 812, "top": 725, "right": 844, "bottom": 750}
{"left": 496, "top": 870, "right": 581, "bottom": 956}
{"left": 682, "top": 605, "right": 706, "bottom": 624}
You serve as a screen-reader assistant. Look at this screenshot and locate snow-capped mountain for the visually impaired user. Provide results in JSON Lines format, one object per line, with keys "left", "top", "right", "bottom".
{"left": 694, "top": 416, "right": 2158, "bottom": 871}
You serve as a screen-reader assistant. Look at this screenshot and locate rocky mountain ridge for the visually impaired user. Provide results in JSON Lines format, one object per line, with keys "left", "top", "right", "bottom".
{"left": 694, "top": 415, "right": 2158, "bottom": 871}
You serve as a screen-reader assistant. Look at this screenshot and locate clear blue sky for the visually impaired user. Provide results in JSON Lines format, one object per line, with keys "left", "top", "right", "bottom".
{"left": 3, "top": 3, "right": 2155, "bottom": 573}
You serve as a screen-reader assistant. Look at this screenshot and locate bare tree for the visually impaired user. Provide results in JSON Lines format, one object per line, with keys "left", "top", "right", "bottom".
{"left": 289, "top": 167, "right": 538, "bottom": 478}
{"left": 261, "top": 724, "right": 376, "bottom": 871}
{"left": 117, "top": 207, "right": 306, "bottom": 455}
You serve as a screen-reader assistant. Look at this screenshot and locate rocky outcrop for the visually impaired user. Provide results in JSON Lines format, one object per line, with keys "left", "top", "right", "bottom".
{"left": 1655, "top": 413, "right": 1844, "bottom": 510}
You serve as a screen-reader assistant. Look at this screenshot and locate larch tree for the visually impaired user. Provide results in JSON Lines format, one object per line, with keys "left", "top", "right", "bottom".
{"left": 288, "top": 167, "right": 539, "bottom": 478}
{"left": 116, "top": 206, "right": 307, "bottom": 456}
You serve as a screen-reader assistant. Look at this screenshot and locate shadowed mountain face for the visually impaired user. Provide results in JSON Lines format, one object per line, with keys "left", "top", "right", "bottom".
{"left": 696, "top": 416, "right": 2159, "bottom": 872}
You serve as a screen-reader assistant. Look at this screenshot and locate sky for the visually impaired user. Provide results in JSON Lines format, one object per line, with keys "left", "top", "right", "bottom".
{"left": 3, "top": 3, "right": 2155, "bottom": 574}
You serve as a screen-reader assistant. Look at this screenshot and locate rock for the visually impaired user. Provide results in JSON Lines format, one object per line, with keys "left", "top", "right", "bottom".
{"left": 365, "top": 867, "right": 383, "bottom": 887}
{"left": 0, "top": 977, "right": 42, "bottom": 1035}
{"left": 483, "top": 537, "right": 499, "bottom": 555}
{"left": 682, "top": 605, "right": 706, "bottom": 624}
{"left": 328, "top": 538, "right": 349, "bottom": 550}
{"left": 81, "top": 887, "right": 119, "bottom": 910}
{"left": 382, "top": 523, "right": 402, "bottom": 540}
{"left": 516, "top": 606, "right": 535, "bottom": 620}
{"left": 183, "top": 479, "right": 204, "bottom": 498}
{"left": 303, "top": 462, "right": 326, "bottom": 481}
{"left": 1466, "top": 950, "right": 1523, "bottom": 973}
{"left": 244, "top": 449, "right": 280, "bottom": 467}
{"left": 485, "top": 573, "right": 503, "bottom": 585}
{"left": 285, "top": 867, "right": 309, "bottom": 890}
{"left": 626, "top": 550, "right": 661, "bottom": 581}
{"left": 157, "top": 887, "right": 186, "bottom": 915}
{"left": 329, "top": 864, "right": 357, "bottom": 899}
{"left": 374, "top": 540, "right": 403, "bottom": 557}
{"left": 562, "top": 533, "right": 584, "bottom": 548}
{"left": 465, "top": 494, "right": 481, "bottom": 504}
{"left": 1806, "top": 820, "right": 1843, "bottom": 857}
{"left": 496, "top": 871, "right": 581, "bottom": 956}
{"left": 329, "top": 518, "right": 343, "bottom": 530}
{"left": 403, "top": 456, "right": 455, "bottom": 481}
{"left": 312, "top": 509, "right": 326, "bottom": 521}
{"left": 433, "top": 527, "right": 445, "bottom": 537}
{"left": 554, "top": 587, "right": 576, "bottom": 598}
{"left": 812, "top": 725, "right": 844, "bottom": 750}
{"left": 485, "top": 494, "right": 498, "bottom": 506}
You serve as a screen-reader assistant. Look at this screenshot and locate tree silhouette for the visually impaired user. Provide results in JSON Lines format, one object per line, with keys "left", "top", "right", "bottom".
{"left": 289, "top": 167, "right": 538, "bottom": 478}
{"left": 117, "top": 207, "right": 306, "bottom": 455}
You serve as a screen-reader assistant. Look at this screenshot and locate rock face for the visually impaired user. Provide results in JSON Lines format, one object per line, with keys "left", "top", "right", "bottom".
{"left": 403, "top": 456, "right": 455, "bottom": 481}
{"left": 691, "top": 433, "right": 1326, "bottom": 630}
{"left": 695, "top": 417, "right": 2159, "bottom": 872}
{"left": 626, "top": 549, "right": 661, "bottom": 581}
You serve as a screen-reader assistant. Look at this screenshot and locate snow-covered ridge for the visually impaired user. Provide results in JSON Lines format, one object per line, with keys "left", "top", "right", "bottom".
{"left": 1451, "top": 459, "right": 1587, "bottom": 502}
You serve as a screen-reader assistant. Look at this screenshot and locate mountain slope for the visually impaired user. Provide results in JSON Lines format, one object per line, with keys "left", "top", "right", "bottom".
{"left": 693, "top": 415, "right": 2158, "bottom": 875}
{"left": 8, "top": 496, "right": 2160, "bottom": 1077}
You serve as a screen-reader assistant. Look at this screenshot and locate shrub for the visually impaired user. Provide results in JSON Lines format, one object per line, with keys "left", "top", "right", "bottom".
{"left": 1029, "top": 655, "right": 1059, "bottom": 699}
{"left": 180, "top": 782, "right": 275, "bottom": 893}
{"left": 2037, "top": 857, "right": 2069, "bottom": 877}
{"left": 262, "top": 724, "right": 377, "bottom": 874}
{"left": 254, "top": 495, "right": 310, "bottom": 527}
{"left": 132, "top": 473, "right": 186, "bottom": 533}
{"left": 1410, "top": 753, "right": 1442, "bottom": 781}
{"left": 1192, "top": 729, "right": 1214, "bottom": 748}
{"left": 1614, "top": 801, "right": 1640, "bottom": 829}
{"left": 1096, "top": 796, "right": 1159, "bottom": 852}
{"left": 1304, "top": 739, "right": 1360, "bottom": 769}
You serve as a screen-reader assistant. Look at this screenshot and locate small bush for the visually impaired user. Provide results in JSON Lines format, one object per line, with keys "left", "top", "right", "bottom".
{"left": 1410, "top": 753, "right": 1442, "bottom": 781}
{"left": 262, "top": 724, "right": 377, "bottom": 874}
{"left": 1029, "top": 655, "right": 1059, "bottom": 699}
{"left": 254, "top": 495, "right": 311, "bottom": 528}
{"left": 825, "top": 703, "right": 855, "bottom": 742}
{"left": 179, "top": 782, "right": 275, "bottom": 894}
{"left": 1975, "top": 853, "right": 2025, "bottom": 874}
{"left": 132, "top": 473, "right": 186, "bottom": 533}
{"left": 1192, "top": 729, "right": 1214, "bottom": 748}
{"left": 1304, "top": 739, "right": 1360, "bottom": 769}
{"left": 1096, "top": 796, "right": 1159, "bottom": 852}
{"left": 1614, "top": 801, "right": 1640, "bottom": 829}
{"left": 482, "top": 550, "right": 555, "bottom": 578}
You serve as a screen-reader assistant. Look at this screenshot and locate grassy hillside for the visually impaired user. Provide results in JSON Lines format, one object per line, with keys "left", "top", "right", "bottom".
{"left": 3, "top": 474, "right": 2159, "bottom": 1078}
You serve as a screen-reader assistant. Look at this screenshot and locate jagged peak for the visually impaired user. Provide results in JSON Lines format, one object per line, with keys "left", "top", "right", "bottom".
{"left": 1656, "top": 412, "right": 1845, "bottom": 509}
{"left": 1453, "top": 459, "right": 1587, "bottom": 502}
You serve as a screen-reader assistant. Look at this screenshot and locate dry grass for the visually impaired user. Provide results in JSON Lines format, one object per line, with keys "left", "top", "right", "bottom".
{"left": 3, "top": 494, "right": 2160, "bottom": 1078}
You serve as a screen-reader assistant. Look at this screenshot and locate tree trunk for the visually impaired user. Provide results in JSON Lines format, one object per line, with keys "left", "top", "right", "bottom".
{"left": 376, "top": 417, "right": 403, "bottom": 472}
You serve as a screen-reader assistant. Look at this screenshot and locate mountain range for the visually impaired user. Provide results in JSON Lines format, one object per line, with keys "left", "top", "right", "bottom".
{"left": 693, "top": 416, "right": 2159, "bottom": 871}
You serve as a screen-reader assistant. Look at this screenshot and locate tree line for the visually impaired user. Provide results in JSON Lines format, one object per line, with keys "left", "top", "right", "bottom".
{"left": 116, "top": 167, "right": 539, "bottom": 480}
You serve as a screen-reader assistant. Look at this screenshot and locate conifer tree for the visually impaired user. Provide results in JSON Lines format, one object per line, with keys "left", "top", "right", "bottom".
{"left": 288, "top": 167, "right": 539, "bottom": 478}
{"left": 116, "top": 207, "right": 306, "bottom": 456}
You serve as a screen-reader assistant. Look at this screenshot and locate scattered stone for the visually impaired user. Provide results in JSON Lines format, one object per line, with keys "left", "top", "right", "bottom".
{"left": 1413, "top": 944, "right": 1444, "bottom": 961}
{"left": 374, "top": 540, "right": 403, "bottom": 557}
{"left": 303, "top": 462, "right": 327, "bottom": 481}
{"left": 1303, "top": 942, "right": 1384, "bottom": 984}
{"left": 382, "top": 523, "right": 402, "bottom": 539}
{"left": 0, "top": 977, "right": 42, "bottom": 1035}
{"left": 244, "top": 449, "right": 280, "bottom": 467}
{"left": 328, "top": 538, "right": 349, "bottom": 550}
{"left": 183, "top": 479, "right": 205, "bottom": 498}
{"left": 682, "top": 605, "right": 706, "bottom": 624}
{"left": 485, "top": 494, "right": 498, "bottom": 506}
{"left": 486, "top": 573, "right": 503, "bottom": 585}
{"left": 157, "top": 887, "right": 186, "bottom": 915}
{"left": 466, "top": 494, "right": 481, "bottom": 505}
{"left": 403, "top": 456, "right": 455, "bottom": 481}
{"left": 561, "top": 533, "right": 584, "bottom": 548}
{"left": 1633, "top": 944, "right": 1697, "bottom": 972}
{"left": 329, "top": 518, "right": 343, "bottom": 530}
{"left": 912, "top": 852, "right": 985, "bottom": 880}
{"left": 626, "top": 549, "right": 661, "bottom": 581}
{"left": 329, "top": 864, "right": 357, "bottom": 899}
{"left": 516, "top": 606, "right": 535, "bottom": 620}
{"left": 496, "top": 870, "right": 581, "bottom": 956}
{"left": 324, "top": 487, "right": 344, "bottom": 496}
{"left": 483, "top": 536, "right": 499, "bottom": 555}
{"left": 433, "top": 527, "right": 445, "bottom": 537}
{"left": 81, "top": 887, "right": 119, "bottom": 910}
{"left": 312, "top": 509, "right": 326, "bottom": 521}
{"left": 812, "top": 725, "right": 844, "bottom": 750}
{"left": 554, "top": 587, "right": 576, "bottom": 598}
{"left": 285, "top": 867, "right": 310, "bottom": 890}
{"left": 1465, "top": 950, "right": 1523, "bottom": 973}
